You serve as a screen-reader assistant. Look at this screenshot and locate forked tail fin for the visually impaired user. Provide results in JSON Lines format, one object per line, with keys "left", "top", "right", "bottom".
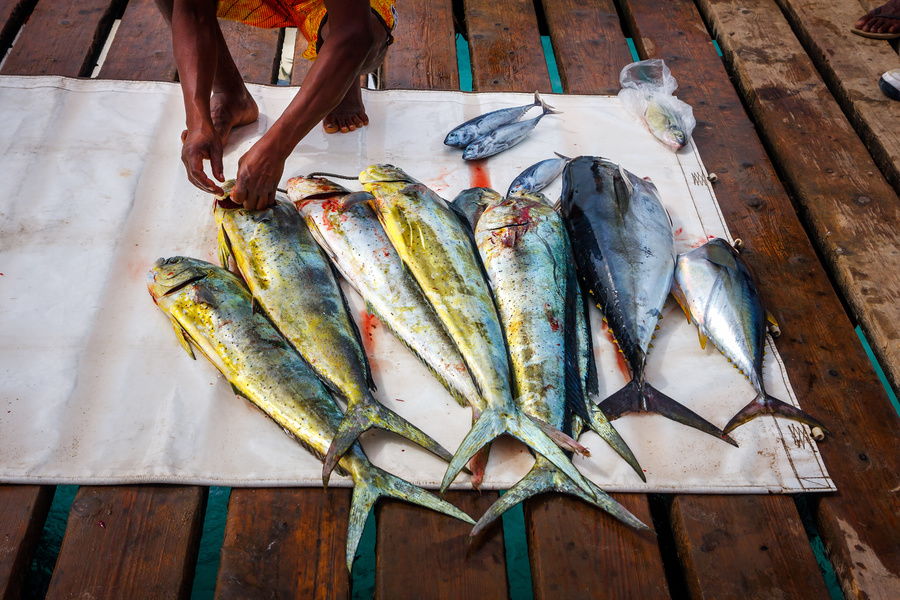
{"left": 323, "top": 394, "right": 455, "bottom": 486}
{"left": 583, "top": 401, "right": 645, "bottom": 482}
{"left": 599, "top": 380, "right": 738, "bottom": 447}
{"left": 439, "top": 407, "right": 595, "bottom": 499}
{"left": 724, "top": 393, "right": 828, "bottom": 435}
{"left": 347, "top": 464, "right": 475, "bottom": 572}
{"left": 469, "top": 456, "right": 650, "bottom": 540}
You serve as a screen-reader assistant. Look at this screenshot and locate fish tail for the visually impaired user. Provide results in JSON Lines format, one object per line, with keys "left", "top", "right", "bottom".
{"left": 599, "top": 381, "right": 738, "bottom": 447}
{"left": 534, "top": 90, "right": 560, "bottom": 114}
{"left": 347, "top": 464, "right": 475, "bottom": 572}
{"left": 440, "top": 408, "right": 595, "bottom": 500}
{"left": 724, "top": 393, "right": 828, "bottom": 435}
{"left": 469, "top": 457, "right": 650, "bottom": 541}
{"left": 583, "top": 401, "right": 645, "bottom": 482}
{"left": 323, "top": 395, "right": 455, "bottom": 486}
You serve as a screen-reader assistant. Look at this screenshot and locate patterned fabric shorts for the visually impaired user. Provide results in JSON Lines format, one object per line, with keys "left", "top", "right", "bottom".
{"left": 216, "top": 0, "right": 397, "bottom": 60}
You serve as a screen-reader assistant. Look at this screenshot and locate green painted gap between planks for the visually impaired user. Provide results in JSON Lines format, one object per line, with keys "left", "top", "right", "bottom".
{"left": 191, "top": 487, "right": 230, "bottom": 599}
{"left": 856, "top": 326, "right": 899, "bottom": 415}
{"left": 22, "top": 485, "right": 78, "bottom": 600}
{"left": 500, "top": 490, "right": 534, "bottom": 600}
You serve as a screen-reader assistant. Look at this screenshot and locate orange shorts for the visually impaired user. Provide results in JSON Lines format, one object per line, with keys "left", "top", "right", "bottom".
{"left": 216, "top": 0, "right": 397, "bottom": 61}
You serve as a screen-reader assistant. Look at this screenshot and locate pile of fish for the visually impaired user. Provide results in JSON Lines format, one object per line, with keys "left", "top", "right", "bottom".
{"left": 147, "top": 155, "right": 825, "bottom": 569}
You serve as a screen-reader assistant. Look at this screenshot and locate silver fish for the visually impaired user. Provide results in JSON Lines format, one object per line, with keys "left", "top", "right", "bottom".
{"left": 560, "top": 156, "right": 735, "bottom": 445}
{"left": 215, "top": 191, "right": 454, "bottom": 483}
{"left": 506, "top": 153, "right": 570, "bottom": 197}
{"left": 462, "top": 103, "right": 561, "bottom": 161}
{"left": 147, "top": 257, "right": 474, "bottom": 571}
{"left": 672, "top": 238, "right": 827, "bottom": 435}
{"left": 444, "top": 91, "right": 554, "bottom": 148}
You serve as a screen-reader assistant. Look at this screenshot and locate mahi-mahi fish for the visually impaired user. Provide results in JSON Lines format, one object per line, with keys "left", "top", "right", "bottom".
{"left": 214, "top": 189, "right": 454, "bottom": 483}
{"left": 465, "top": 191, "right": 648, "bottom": 537}
{"left": 147, "top": 257, "right": 474, "bottom": 571}
{"left": 286, "top": 175, "right": 492, "bottom": 488}
{"left": 357, "top": 165, "right": 596, "bottom": 497}
{"left": 560, "top": 156, "right": 736, "bottom": 445}
{"left": 672, "top": 238, "right": 827, "bottom": 435}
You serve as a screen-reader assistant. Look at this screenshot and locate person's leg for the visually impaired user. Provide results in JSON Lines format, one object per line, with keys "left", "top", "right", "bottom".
{"left": 319, "top": 8, "right": 393, "bottom": 133}
{"left": 156, "top": 0, "right": 259, "bottom": 143}
{"left": 854, "top": 0, "right": 900, "bottom": 36}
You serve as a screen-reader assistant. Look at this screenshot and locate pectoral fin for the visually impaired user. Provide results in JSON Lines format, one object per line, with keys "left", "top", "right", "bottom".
{"left": 170, "top": 318, "right": 195, "bottom": 360}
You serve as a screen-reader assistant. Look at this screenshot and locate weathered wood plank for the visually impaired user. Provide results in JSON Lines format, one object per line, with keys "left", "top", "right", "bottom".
{"left": 44, "top": 486, "right": 205, "bottom": 600}
{"left": 526, "top": 494, "right": 669, "bottom": 599}
{"left": 671, "top": 495, "right": 829, "bottom": 598}
{"left": 540, "top": 0, "right": 633, "bottom": 96}
{"left": 214, "top": 488, "right": 350, "bottom": 599}
{"left": 0, "top": 0, "right": 38, "bottom": 58}
{"left": 621, "top": 0, "right": 900, "bottom": 598}
{"left": 374, "top": 492, "right": 509, "bottom": 599}
{"left": 773, "top": 0, "right": 900, "bottom": 201}
{"left": 381, "top": 0, "right": 458, "bottom": 90}
{"left": 0, "top": 0, "right": 120, "bottom": 77}
{"left": 98, "top": 0, "right": 176, "bottom": 81}
{"left": 0, "top": 486, "right": 54, "bottom": 600}
{"left": 462, "top": 0, "right": 550, "bottom": 92}
{"left": 219, "top": 19, "right": 282, "bottom": 86}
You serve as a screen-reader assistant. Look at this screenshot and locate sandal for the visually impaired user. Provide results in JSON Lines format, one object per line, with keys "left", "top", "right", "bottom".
{"left": 852, "top": 12, "right": 900, "bottom": 39}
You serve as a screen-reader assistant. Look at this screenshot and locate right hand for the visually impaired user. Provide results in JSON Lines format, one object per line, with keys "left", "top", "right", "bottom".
{"left": 181, "top": 125, "right": 226, "bottom": 196}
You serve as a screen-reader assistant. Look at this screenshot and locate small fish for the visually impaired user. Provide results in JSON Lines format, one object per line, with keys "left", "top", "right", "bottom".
{"left": 147, "top": 257, "right": 474, "bottom": 571}
{"left": 644, "top": 96, "right": 689, "bottom": 151}
{"left": 506, "top": 153, "right": 571, "bottom": 197}
{"left": 672, "top": 238, "right": 828, "bottom": 435}
{"left": 560, "top": 156, "right": 735, "bottom": 445}
{"left": 215, "top": 190, "right": 454, "bottom": 484}
{"left": 444, "top": 91, "right": 554, "bottom": 148}
{"left": 462, "top": 103, "right": 561, "bottom": 161}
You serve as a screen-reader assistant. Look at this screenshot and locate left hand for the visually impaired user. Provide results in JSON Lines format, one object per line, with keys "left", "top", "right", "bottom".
{"left": 230, "top": 140, "right": 287, "bottom": 210}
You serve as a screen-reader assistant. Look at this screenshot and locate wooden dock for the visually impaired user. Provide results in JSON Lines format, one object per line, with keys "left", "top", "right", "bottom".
{"left": 1, "top": 0, "right": 899, "bottom": 598}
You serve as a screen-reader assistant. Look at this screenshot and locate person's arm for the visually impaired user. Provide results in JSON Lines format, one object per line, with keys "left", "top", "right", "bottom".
{"left": 231, "top": 0, "right": 379, "bottom": 209}
{"left": 171, "top": 0, "right": 226, "bottom": 195}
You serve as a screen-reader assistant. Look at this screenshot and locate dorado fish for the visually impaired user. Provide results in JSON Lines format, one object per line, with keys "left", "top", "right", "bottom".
{"left": 506, "top": 153, "right": 570, "bottom": 197}
{"left": 286, "top": 175, "right": 491, "bottom": 488}
{"left": 147, "top": 257, "right": 474, "bottom": 570}
{"left": 462, "top": 103, "right": 560, "bottom": 161}
{"left": 672, "top": 238, "right": 827, "bottom": 435}
{"left": 466, "top": 191, "right": 648, "bottom": 537}
{"left": 560, "top": 156, "right": 735, "bottom": 445}
{"left": 644, "top": 96, "right": 690, "bottom": 151}
{"left": 214, "top": 190, "right": 454, "bottom": 483}
{"left": 444, "top": 91, "right": 554, "bottom": 148}
{"left": 358, "top": 165, "right": 595, "bottom": 497}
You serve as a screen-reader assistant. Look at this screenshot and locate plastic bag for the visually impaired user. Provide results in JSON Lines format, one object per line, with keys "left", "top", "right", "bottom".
{"left": 618, "top": 59, "right": 696, "bottom": 152}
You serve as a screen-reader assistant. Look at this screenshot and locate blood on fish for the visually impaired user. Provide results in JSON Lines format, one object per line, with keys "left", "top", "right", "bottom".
{"left": 601, "top": 322, "right": 631, "bottom": 381}
{"left": 468, "top": 159, "right": 492, "bottom": 188}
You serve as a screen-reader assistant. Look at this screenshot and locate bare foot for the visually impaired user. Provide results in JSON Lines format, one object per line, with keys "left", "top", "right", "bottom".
{"left": 180, "top": 90, "right": 259, "bottom": 144}
{"left": 323, "top": 84, "right": 369, "bottom": 134}
{"left": 855, "top": 0, "right": 900, "bottom": 34}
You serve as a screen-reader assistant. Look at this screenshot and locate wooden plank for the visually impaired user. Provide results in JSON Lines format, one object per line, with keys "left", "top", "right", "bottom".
{"left": 0, "top": 0, "right": 120, "bottom": 77}
{"left": 525, "top": 494, "right": 670, "bottom": 599}
{"left": 219, "top": 19, "right": 281, "bottom": 86}
{"left": 374, "top": 492, "right": 509, "bottom": 599}
{"left": 461, "top": 0, "right": 550, "bottom": 92}
{"left": 541, "top": 0, "right": 633, "bottom": 96}
{"left": 773, "top": 0, "right": 900, "bottom": 200}
{"left": 214, "top": 488, "right": 351, "bottom": 599}
{"left": 620, "top": 0, "right": 900, "bottom": 598}
{"left": 0, "top": 485, "right": 54, "bottom": 600}
{"left": 697, "top": 0, "right": 900, "bottom": 402}
{"left": 290, "top": 28, "right": 311, "bottom": 86}
{"left": 0, "top": 0, "right": 38, "bottom": 58}
{"left": 98, "top": 0, "right": 176, "bottom": 81}
{"left": 671, "top": 495, "right": 829, "bottom": 598}
{"left": 44, "top": 486, "right": 205, "bottom": 600}
{"left": 381, "top": 0, "right": 458, "bottom": 90}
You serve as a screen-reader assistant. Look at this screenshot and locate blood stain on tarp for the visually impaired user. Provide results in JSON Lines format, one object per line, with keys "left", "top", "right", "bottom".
{"left": 468, "top": 159, "right": 492, "bottom": 189}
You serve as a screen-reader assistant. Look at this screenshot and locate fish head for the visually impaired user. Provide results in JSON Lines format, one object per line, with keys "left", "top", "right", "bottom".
{"left": 359, "top": 164, "right": 419, "bottom": 185}
{"left": 661, "top": 126, "right": 687, "bottom": 150}
{"left": 452, "top": 187, "right": 502, "bottom": 229}
{"left": 286, "top": 176, "right": 350, "bottom": 205}
{"left": 147, "top": 256, "right": 217, "bottom": 304}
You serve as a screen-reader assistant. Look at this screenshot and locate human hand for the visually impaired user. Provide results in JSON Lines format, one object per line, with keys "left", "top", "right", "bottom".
{"left": 230, "top": 140, "right": 286, "bottom": 211}
{"left": 181, "top": 126, "right": 225, "bottom": 196}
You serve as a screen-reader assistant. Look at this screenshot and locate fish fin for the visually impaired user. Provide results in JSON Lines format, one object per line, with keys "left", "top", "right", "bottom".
{"left": 724, "top": 393, "right": 828, "bottom": 435}
{"left": 583, "top": 401, "right": 645, "bottom": 482}
{"left": 525, "top": 414, "right": 590, "bottom": 456}
{"left": 618, "top": 164, "right": 636, "bottom": 197}
{"left": 579, "top": 283, "right": 600, "bottom": 397}
{"left": 766, "top": 311, "right": 781, "bottom": 337}
{"left": 698, "top": 331, "right": 708, "bottom": 350}
{"left": 340, "top": 191, "right": 376, "bottom": 210}
{"left": 553, "top": 152, "right": 572, "bottom": 161}
{"left": 441, "top": 409, "right": 596, "bottom": 501}
{"left": 596, "top": 380, "right": 643, "bottom": 420}
{"left": 643, "top": 383, "right": 738, "bottom": 446}
{"left": 535, "top": 90, "right": 560, "bottom": 114}
{"left": 170, "top": 318, "right": 195, "bottom": 359}
{"left": 347, "top": 464, "right": 475, "bottom": 572}
{"left": 217, "top": 225, "right": 233, "bottom": 270}
{"left": 704, "top": 239, "right": 740, "bottom": 270}
{"left": 323, "top": 393, "right": 455, "bottom": 486}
